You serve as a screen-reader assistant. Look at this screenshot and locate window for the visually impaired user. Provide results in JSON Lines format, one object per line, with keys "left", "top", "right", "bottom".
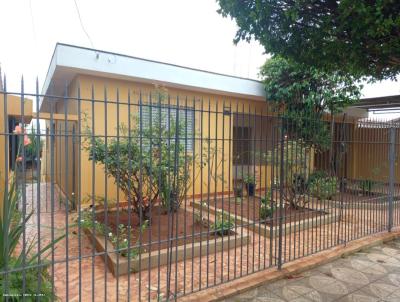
{"left": 233, "top": 126, "right": 252, "bottom": 165}
{"left": 140, "top": 104, "right": 195, "bottom": 152}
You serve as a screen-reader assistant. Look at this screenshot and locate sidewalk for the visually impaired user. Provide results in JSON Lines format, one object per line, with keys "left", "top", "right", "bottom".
{"left": 223, "top": 238, "right": 400, "bottom": 302}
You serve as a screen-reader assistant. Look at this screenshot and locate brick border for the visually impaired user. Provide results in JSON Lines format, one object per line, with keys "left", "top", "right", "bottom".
{"left": 83, "top": 227, "right": 250, "bottom": 276}
{"left": 180, "top": 230, "right": 400, "bottom": 302}
{"left": 192, "top": 200, "right": 338, "bottom": 238}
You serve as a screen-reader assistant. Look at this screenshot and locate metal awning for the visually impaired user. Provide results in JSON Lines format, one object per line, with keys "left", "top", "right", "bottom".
{"left": 355, "top": 95, "right": 400, "bottom": 110}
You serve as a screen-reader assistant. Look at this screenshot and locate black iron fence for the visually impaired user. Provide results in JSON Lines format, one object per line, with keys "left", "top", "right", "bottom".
{"left": 1, "top": 81, "right": 400, "bottom": 301}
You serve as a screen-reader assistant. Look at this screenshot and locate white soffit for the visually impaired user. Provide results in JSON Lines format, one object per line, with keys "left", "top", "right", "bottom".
{"left": 40, "top": 43, "right": 266, "bottom": 110}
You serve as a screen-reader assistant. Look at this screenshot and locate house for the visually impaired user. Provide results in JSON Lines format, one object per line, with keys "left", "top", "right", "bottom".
{"left": 38, "top": 43, "right": 371, "bottom": 205}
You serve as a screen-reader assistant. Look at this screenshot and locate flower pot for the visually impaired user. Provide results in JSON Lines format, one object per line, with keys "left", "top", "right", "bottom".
{"left": 245, "top": 183, "right": 255, "bottom": 196}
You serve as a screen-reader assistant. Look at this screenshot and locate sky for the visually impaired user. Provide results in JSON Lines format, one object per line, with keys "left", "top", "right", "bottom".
{"left": 0, "top": 0, "right": 399, "bottom": 117}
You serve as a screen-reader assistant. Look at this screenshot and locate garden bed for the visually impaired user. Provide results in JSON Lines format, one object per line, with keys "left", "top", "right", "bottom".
{"left": 192, "top": 197, "right": 338, "bottom": 238}
{"left": 83, "top": 206, "right": 250, "bottom": 276}
{"left": 319, "top": 191, "right": 400, "bottom": 209}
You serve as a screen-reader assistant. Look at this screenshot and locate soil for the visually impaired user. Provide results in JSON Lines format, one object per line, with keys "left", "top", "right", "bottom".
{"left": 96, "top": 206, "right": 220, "bottom": 252}
{"left": 204, "top": 196, "right": 324, "bottom": 226}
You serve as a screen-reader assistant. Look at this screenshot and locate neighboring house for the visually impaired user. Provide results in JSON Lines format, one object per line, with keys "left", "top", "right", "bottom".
{"left": 39, "top": 43, "right": 371, "bottom": 203}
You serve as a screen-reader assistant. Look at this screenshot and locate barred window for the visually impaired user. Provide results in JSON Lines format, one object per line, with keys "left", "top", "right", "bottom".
{"left": 140, "top": 104, "right": 195, "bottom": 152}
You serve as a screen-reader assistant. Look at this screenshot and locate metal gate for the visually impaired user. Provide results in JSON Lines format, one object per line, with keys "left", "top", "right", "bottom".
{"left": 1, "top": 81, "right": 399, "bottom": 301}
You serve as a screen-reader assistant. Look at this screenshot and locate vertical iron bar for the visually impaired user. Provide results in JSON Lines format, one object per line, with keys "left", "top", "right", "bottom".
{"left": 278, "top": 117, "right": 285, "bottom": 270}
{"left": 388, "top": 127, "right": 396, "bottom": 231}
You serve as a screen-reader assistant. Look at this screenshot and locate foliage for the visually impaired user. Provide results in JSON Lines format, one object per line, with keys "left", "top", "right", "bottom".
{"left": 260, "top": 192, "right": 274, "bottom": 220}
{"left": 24, "top": 128, "right": 43, "bottom": 164}
{"left": 243, "top": 174, "right": 255, "bottom": 185}
{"left": 212, "top": 212, "right": 235, "bottom": 236}
{"left": 109, "top": 222, "right": 148, "bottom": 258}
{"left": 261, "top": 56, "right": 362, "bottom": 150}
{"left": 267, "top": 139, "right": 311, "bottom": 209}
{"left": 83, "top": 106, "right": 193, "bottom": 222}
{"left": 79, "top": 210, "right": 148, "bottom": 259}
{"left": 308, "top": 171, "right": 338, "bottom": 200}
{"left": 0, "top": 259, "right": 54, "bottom": 302}
{"left": 359, "top": 179, "right": 376, "bottom": 195}
{"left": 1, "top": 174, "right": 64, "bottom": 301}
{"left": 217, "top": 0, "right": 400, "bottom": 80}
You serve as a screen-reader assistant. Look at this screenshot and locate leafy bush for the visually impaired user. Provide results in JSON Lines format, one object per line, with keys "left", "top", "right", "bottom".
{"left": 83, "top": 105, "right": 193, "bottom": 223}
{"left": 1, "top": 128, "right": 63, "bottom": 300}
{"left": 243, "top": 174, "right": 255, "bottom": 185}
{"left": 79, "top": 210, "right": 148, "bottom": 259}
{"left": 266, "top": 140, "right": 311, "bottom": 209}
{"left": 308, "top": 171, "right": 338, "bottom": 200}
{"left": 359, "top": 179, "right": 375, "bottom": 195}
{"left": 0, "top": 260, "right": 54, "bottom": 302}
{"left": 212, "top": 212, "right": 234, "bottom": 236}
{"left": 1, "top": 174, "right": 64, "bottom": 301}
{"left": 260, "top": 192, "right": 274, "bottom": 220}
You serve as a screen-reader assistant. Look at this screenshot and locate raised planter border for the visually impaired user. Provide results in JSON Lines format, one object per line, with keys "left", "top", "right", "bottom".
{"left": 321, "top": 196, "right": 400, "bottom": 209}
{"left": 192, "top": 201, "right": 338, "bottom": 238}
{"left": 84, "top": 227, "right": 250, "bottom": 276}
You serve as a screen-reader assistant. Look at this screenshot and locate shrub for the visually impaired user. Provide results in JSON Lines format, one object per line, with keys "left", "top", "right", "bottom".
{"left": 359, "top": 179, "right": 375, "bottom": 195}
{"left": 212, "top": 212, "right": 235, "bottom": 236}
{"left": 1, "top": 128, "right": 63, "bottom": 300}
{"left": 308, "top": 171, "right": 338, "bottom": 200}
{"left": 260, "top": 193, "right": 274, "bottom": 220}
{"left": 243, "top": 174, "right": 255, "bottom": 185}
{"left": 0, "top": 260, "right": 54, "bottom": 301}
{"left": 79, "top": 210, "right": 148, "bottom": 259}
{"left": 266, "top": 140, "right": 312, "bottom": 209}
{"left": 1, "top": 174, "right": 64, "bottom": 301}
{"left": 83, "top": 106, "right": 193, "bottom": 223}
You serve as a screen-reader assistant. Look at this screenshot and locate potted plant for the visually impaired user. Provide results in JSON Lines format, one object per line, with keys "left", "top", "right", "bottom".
{"left": 243, "top": 174, "right": 256, "bottom": 197}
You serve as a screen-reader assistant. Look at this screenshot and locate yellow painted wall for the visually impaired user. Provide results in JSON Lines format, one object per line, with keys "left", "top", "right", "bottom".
{"left": 58, "top": 75, "right": 277, "bottom": 204}
{"left": 0, "top": 93, "right": 33, "bottom": 214}
{"left": 348, "top": 125, "right": 400, "bottom": 183}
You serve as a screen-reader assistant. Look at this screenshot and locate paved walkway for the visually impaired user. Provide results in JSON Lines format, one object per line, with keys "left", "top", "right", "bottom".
{"left": 224, "top": 238, "right": 400, "bottom": 302}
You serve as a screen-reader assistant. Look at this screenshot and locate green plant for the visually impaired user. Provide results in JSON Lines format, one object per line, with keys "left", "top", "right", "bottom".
{"left": 267, "top": 140, "right": 312, "bottom": 209}
{"left": 217, "top": 1, "right": 399, "bottom": 80}
{"left": 243, "top": 174, "right": 255, "bottom": 185}
{"left": 1, "top": 258, "right": 54, "bottom": 301}
{"left": 359, "top": 179, "right": 375, "bottom": 195}
{"left": 260, "top": 192, "right": 274, "bottom": 220}
{"left": 308, "top": 172, "right": 338, "bottom": 200}
{"left": 1, "top": 174, "right": 64, "bottom": 301}
{"left": 79, "top": 210, "right": 148, "bottom": 259}
{"left": 109, "top": 221, "right": 148, "bottom": 258}
{"left": 83, "top": 98, "right": 194, "bottom": 222}
{"left": 23, "top": 128, "right": 43, "bottom": 165}
{"left": 212, "top": 212, "right": 234, "bottom": 236}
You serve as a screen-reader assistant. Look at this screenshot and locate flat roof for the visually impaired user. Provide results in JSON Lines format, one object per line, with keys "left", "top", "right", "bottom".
{"left": 40, "top": 43, "right": 266, "bottom": 111}
{"left": 355, "top": 95, "right": 400, "bottom": 110}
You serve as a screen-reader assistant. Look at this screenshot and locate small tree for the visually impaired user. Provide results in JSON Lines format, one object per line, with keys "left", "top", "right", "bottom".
{"left": 267, "top": 139, "right": 311, "bottom": 209}
{"left": 217, "top": 0, "right": 400, "bottom": 80}
{"left": 83, "top": 108, "right": 193, "bottom": 224}
{"left": 261, "top": 56, "right": 362, "bottom": 151}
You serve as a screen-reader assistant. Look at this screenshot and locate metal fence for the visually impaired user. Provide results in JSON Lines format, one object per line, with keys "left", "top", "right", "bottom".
{"left": 1, "top": 81, "right": 400, "bottom": 301}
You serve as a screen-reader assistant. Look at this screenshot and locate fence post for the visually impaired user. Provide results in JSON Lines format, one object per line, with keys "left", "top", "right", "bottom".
{"left": 278, "top": 119, "right": 285, "bottom": 270}
{"left": 388, "top": 127, "right": 396, "bottom": 232}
